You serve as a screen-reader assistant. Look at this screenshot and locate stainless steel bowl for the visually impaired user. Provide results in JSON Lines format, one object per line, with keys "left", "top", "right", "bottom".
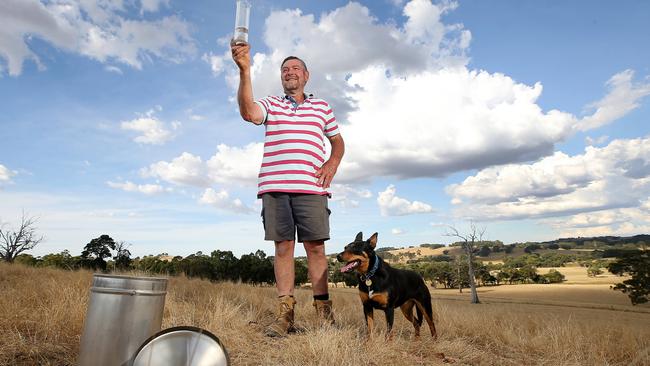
{"left": 132, "top": 326, "right": 230, "bottom": 366}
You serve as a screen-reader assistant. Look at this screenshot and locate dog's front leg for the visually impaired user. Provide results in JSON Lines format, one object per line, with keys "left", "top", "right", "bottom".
{"left": 385, "top": 307, "right": 395, "bottom": 341}
{"left": 363, "top": 302, "right": 374, "bottom": 337}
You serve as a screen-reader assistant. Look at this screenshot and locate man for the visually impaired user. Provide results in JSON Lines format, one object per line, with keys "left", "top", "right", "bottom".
{"left": 231, "top": 42, "right": 345, "bottom": 337}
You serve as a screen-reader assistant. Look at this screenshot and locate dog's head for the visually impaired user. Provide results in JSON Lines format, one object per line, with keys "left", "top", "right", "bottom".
{"left": 336, "top": 232, "right": 378, "bottom": 274}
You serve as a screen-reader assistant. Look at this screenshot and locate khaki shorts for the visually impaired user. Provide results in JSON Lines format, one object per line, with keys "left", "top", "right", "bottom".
{"left": 261, "top": 193, "right": 331, "bottom": 242}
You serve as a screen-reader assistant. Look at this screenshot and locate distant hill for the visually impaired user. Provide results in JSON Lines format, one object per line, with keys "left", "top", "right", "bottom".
{"left": 363, "top": 234, "right": 649, "bottom": 264}
{"left": 541, "top": 234, "right": 650, "bottom": 246}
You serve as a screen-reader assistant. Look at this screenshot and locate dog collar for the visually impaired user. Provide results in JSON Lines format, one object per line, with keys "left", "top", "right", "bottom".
{"left": 360, "top": 256, "right": 379, "bottom": 283}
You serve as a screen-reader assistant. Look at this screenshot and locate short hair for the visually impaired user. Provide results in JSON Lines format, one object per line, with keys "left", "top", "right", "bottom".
{"left": 281, "top": 56, "right": 308, "bottom": 72}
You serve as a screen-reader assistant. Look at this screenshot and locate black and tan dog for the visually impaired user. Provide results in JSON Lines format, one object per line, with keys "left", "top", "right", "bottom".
{"left": 337, "top": 232, "right": 437, "bottom": 339}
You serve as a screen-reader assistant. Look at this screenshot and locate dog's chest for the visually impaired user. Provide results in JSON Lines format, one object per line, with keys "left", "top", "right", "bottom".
{"left": 359, "top": 287, "right": 390, "bottom": 308}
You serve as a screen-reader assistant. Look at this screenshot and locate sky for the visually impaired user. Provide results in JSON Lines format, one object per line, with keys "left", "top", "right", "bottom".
{"left": 1, "top": 0, "right": 649, "bottom": 258}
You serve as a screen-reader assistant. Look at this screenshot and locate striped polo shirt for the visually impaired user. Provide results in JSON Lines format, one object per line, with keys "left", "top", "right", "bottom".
{"left": 254, "top": 94, "right": 340, "bottom": 197}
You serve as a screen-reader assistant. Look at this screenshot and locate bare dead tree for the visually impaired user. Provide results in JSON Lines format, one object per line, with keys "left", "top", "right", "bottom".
{"left": 0, "top": 212, "right": 45, "bottom": 263}
{"left": 113, "top": 241, "right": 132, "bottom": 270}
{"left": 446, "top": 222, "right": 486, "bottom": 304}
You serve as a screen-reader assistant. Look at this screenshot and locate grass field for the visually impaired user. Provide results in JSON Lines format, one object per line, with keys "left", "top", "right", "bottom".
{"left": 1, "top": 262, "right": 649, "bottom": 365}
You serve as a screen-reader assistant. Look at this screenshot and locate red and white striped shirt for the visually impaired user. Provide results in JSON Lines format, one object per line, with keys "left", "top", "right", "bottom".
{"left": 254, "top": 94, "right": 340, "bottom": 197}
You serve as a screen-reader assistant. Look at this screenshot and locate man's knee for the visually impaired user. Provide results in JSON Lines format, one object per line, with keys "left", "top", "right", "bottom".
{"left": 304, "top": 241, "right": 325, "bottom": 256}
{"left": 275, "top": 240, "right": 295, "bottom": 257}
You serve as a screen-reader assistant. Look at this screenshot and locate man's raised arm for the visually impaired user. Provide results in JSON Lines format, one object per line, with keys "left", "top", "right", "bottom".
{"left": 231, "top": 43, "right": 264, "bottom": 125}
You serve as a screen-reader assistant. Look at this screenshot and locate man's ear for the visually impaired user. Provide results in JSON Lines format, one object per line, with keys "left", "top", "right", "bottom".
{"left": 354, "top": 232, "right": 363, "bottom": 242}
{"left": 368, "top": 232, "right": 378, "bottom": 249}
{"left": 304, "top": 69, "right": 310, "bottom": 84}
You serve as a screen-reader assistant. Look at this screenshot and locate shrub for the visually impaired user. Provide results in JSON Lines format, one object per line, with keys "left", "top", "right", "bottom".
{"left": 543, "top": 269, "right": 565, "bottom": 283}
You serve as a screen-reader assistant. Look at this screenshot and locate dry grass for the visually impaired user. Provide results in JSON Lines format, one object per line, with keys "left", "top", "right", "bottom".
{"left": 1, "top": 262, "right": 649, "bottom": 365}
{"left": 539, "top": 265, "right": 624, "bottom": 285}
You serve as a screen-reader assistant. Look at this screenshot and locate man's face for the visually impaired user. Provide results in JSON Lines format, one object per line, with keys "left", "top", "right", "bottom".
{"left": 281, "top": 59, "right": 309, "bottom": 94}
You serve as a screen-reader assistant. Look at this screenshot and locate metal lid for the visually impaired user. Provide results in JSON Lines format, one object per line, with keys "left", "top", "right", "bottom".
{"left": 92, "top": 274, "right": 168, "bottom": 292}
{"left": 132, "top": 326, "right": 230, "bottom": 366}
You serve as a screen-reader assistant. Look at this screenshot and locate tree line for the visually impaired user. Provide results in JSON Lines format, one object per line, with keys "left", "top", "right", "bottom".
{"left": 1, "top": 214, "right": 647, "bottom": 305}
{"left": 10, "top": 233, "right": 310, "bottom": 287}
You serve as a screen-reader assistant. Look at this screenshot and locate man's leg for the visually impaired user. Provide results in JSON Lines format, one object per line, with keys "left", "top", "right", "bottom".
{"left": 303, "top": 240, "right": 328, "bottom": 295}
{"left": 305, "top": 240, "right": 334, "bottom": 325}
{"left": 265, "top": 240, "right": 297, "bottom": 337}
{"left": 275, "top": 240, "right": 296, "bottom": 296}
{"left": 262, "top": 193, "right": 298, "bottom": 337}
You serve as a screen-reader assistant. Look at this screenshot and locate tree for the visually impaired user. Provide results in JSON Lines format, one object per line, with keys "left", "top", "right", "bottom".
{"left": 210, "top": 250, "right": 240, "bottom": 281}
{"left": 15, "top": 254, "right": 38, "bottom": 266}
{"left": 587, "top": 263, "right": 603, "bottom": 277}
{"left": 608, "top": 251, "right": 650, "bottom": 305}
{"left": 478, "top": 245, "right": 491, "bottom": 257}
{"left": 474, "top": 262, "right": 496, "bottom": 286}
{"left": 294, "top": 259, "right": 309, "bottom": 286}
{"left": 542, "top": 269, "right": 565, "bottom": 283}
{"left": 524, "top": 244, "right": 540, "bottom": 254}
{"left": 81, "top": 234, "right": 116, "bottom": 270}
{"left": 452, "top": 254, "right": 468, "bottom": 293}
{"left": 446, "top": 223, "right": 485, "bottom": 304}
{"left": 239, "top": 250, "right": 274, "bottom": 285}
{"left": 113, "top": 241, "right": 132, "bottom": 270}
{"left": 519, "top": 264, "right": 540, "bottom": 283}
{"left": 329, "top": 261, "right": 346, "bottom": 287}
{"left": 40, "top": 250, "right": 77, "bottom": 270}
{"left": 424, "top": 261, "right": 455, "bottom": 288}
{"left": 178, "top": 252, "right": 213, "bottom": 279}
{"left": 0, "top": 213, "right": 44, "bottom": 263}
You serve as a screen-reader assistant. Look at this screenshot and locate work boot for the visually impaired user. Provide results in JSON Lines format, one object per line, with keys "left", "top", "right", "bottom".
{"left": 313, "top": 299, "right": 335, "bottom": 325}
{"left": 264, "top": 295, "right": 296, "bottom": 337}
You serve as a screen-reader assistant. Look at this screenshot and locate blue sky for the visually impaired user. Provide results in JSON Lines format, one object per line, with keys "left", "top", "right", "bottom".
{"left": 1, "top": 0, "right": 649, "bottom": 258}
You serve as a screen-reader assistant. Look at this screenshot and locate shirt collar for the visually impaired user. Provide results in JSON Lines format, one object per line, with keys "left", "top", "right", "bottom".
{"left": 284, "top": 93, "right": 313, "bottom": 108}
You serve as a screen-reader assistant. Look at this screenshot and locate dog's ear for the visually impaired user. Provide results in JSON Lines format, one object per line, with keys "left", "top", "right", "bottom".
{"left": 368, "top": 232, "right": 378, "bottom": 249}
{"left": 354, "top": 232, "right": 363, "bottom": 242}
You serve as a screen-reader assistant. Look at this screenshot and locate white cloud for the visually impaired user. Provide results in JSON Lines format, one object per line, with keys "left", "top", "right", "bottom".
{"left": 203, "top": 51, "right": 229, "bottom": 76}
{"left": 188, "top": 111, "right": 205, "bottom": 121}
{"left": 140, "top": 143, "right": 263, "bottom": 190}
{"left": 391, "top": 228, "right": 405, "bottom": 235}
{"left": 329, "top": 183, "right": 372, "bottom": 208}
{"left": 0, "top": 164, "right": 17, "bottom": 183}
{"left": 543, "top": 197, "right": 650, "bottom": 237}
{"left": 0, "top": 0, "right": 195, "bottom": 76}
{"left": 142, "top": 152, "right": 212, "bottom": 187}
{"left": 107, "top": 180, "right": 168, "bottom": 195}
{"left": 206, "top": 143, "right": 263, "bottom": 186}
{"left": 546, "top": 207, "right": 650, "bottom": 238}
{"left": 120, "top": 108, "right": 179, "bottom": 144}
{"left": 448, "top": 137, "right": 650, "bottom": 220}
{"left": 140, "top": 0, "right": 169, "bottom": 14}
{"left": 104, "top": 65, "right": 123, "bottom": 74}
{"left": 220, "top": 1, "right": 470, "bottom": 117}
{"left": 338, "top": 66, "right": 573, "bottom": 181}
{"left": 199, "top": 188, "right": 255, "bottom": 214}
{"left": 377, "top": 184, "right": 434, "bottom": 216}
{"left": 338, "top": 67, "right": 649, "bottom": 182}
{"left": 585, "top": 135, "right": 609, "bottom": 146}
{"left": 213, "top": 1, "right": 648, "bottom": 183}
{"left": 578, "top": 70, "right": 650, "bottom": 131}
